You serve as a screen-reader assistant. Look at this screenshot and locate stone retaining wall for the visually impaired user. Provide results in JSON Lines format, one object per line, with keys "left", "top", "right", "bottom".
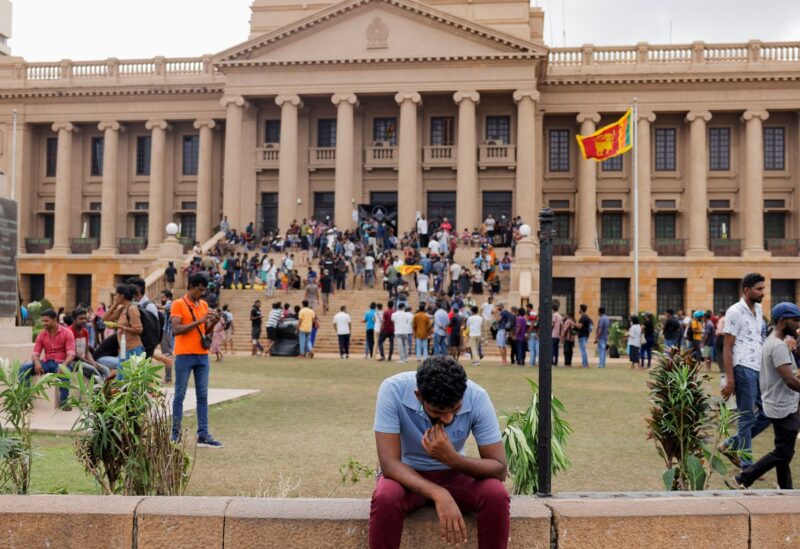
{"left": 1, "top": 492, "right": 799, "bottom": 548}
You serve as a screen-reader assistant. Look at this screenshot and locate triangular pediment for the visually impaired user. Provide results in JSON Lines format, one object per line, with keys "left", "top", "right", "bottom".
{"left": 214, "top": 0, "right": 544, "bottom": 67}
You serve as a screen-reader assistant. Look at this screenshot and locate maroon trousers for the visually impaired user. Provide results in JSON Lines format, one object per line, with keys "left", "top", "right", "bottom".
{"left": 368, "top": 470, "right": 510, "bottom": 549}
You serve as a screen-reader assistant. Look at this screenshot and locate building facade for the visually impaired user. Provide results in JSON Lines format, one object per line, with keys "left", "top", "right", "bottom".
{"left": 1, "top": 0, "right": 799, "bottom": 317}
{"left": 0, "top": 0, "right": 11, "bottom": 57}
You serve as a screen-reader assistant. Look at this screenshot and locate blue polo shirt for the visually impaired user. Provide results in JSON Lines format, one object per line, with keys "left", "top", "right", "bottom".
{"left": 364, "top": 309, "right": 377, "bottom": 330}
{"left": 373, "top": 371, "right": 502, "bottom": 471}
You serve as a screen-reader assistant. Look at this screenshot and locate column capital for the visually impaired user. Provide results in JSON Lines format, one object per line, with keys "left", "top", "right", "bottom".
{"left": 193, "top": 119, "right": 217, "bottom": 130}
{"left": 742, "top": 109, "right": 769, "bottom": 122}
{"left": 453, "top": 90, "right": 480, "bottom": 105}
{"left": 394, "top": 92, "right": 422, "bottom": 106}
{"left": 637, "top": 111, "right": 657, "bottom": 123}
{"left": 331, "top": 93, "right": 359, "bottom": 107}
{"left": 275, "top": 94, "right": 303, "bottom": 108}
{"left": 576, "top": 112, "right": 601, "bottom": 124}
{"left": 685, "top": 110, "right": 712, "bottom": 123}
{"left": 51, "top": 122, "right": 78, "bottom": 133}
{"left": 98, "top": 121, "right": 125, "bottom": 132}
{"left": 513, "top": 90, "right": 540, "bottom": 103}
{"left": 220, "top": 95, "right": 249, "bottom": 109}
{"left": 145, "top": 119, "right": 170, "bottom": 131}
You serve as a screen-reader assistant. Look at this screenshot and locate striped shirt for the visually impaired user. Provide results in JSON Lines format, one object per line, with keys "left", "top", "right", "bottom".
{"left": 266, "top": 309, "right": 282, "bottom": 329}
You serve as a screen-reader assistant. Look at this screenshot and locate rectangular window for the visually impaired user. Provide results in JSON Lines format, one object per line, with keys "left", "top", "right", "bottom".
{"left": 772, "top": 280, "right": 796, "bottom": 306}
{"left": 764, "top": 127, "right": 785, "bottom": 171}
{"left": 181, "top": 201, "right": 197, "bottom": 211}
{"left": 314, "top": 191, "right": 336, "bottom": 222}
{"left": 73, "top": 275, "right": 92, "bottom": 308}
{"left": 485, "top": 116, "right": 510, "bottom": 144}
{"left": 654, "top": 128, "right": 676, "bottom": 171}
{"left": 134, "top": 215, "right": 149, "bottom": 239}
{"left": 373, "top": 118, "right": 398, "bottom": 146}
{"left": 553, "top": 278, "right": 575, "bottom": 316}
{"left": 43, "top": 214, "right": 54, "bottom": 240}
{"left": 88, "top": 214, "right": 101, "bottom": 239}
{"left": 317, "top": 119, "right": 337, "bottom": 148}
{"left": 601, "top": 213, "right": 623, "bottom": 239}
{"left": 482, "top": 191, "right": 512, "bottom": 222}
{"left": 601, "top": 155, "right": 623, "bottom": 172}
{"left": 601, "top": 278, "right": 630, "bottom": 320}
{"left": 136, "top": 136, "right": 151, "bottom": 176}
{"left": 182, "top": 135, "right": 200, "bottom": 176}
{"left": 713, "top": 279, "right": 740, "bottom": 315}
{"left": 180, "top": 213, "right": 196, "bottom": 239}
{"left": 654, "top": 213, "right": 676, "bottom": 239}
{"left": 265, "top": 120, "right": 281, "bottom": 144}
{"left": 27, "top": 274, "right": 46, "bottom": 302}
{"left": 134, "top": 201, "right": 149, "bottom": 211}
{"left": 709, "top": 127, "right": 730, "bottom": 171}
{"left": 90, "top": 136, "right": 104, "bottom": 177}
{"left": 709, "top": 213, "right": 731, "bottom": 239}
{"left": 430, "top": 117, "right": 455, "bottom": 146}
{"left": 549, "top": 199, "right": 570, "bottom": 210}
{"left": 554, "top": 213, "right": 570, "bottom": 238}
{"left": 764, "top": 212, "right": 786, "bottom": 239}
{"left": 657, "top": 279, "right": 685, "bottom": 315}
{"left": 548, "top": 129, "right": 570, "bottom": 172}
{"left": 655, "top": 199, "right": 677, "bottom": 209}
{"left": 45, "top": 137, "right": 58, "bottom": 178}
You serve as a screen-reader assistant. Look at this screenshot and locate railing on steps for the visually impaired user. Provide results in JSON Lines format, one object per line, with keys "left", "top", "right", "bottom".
{"left": 145, "top": 231, "right": 226, "bottom": 297}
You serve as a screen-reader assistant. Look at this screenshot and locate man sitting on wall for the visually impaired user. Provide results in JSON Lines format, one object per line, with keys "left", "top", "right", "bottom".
{"left": 369, "top": 356, "right": 509, "bottom": 549}
{"left": 19, "top": 308, "right": 76, "bottom": 410}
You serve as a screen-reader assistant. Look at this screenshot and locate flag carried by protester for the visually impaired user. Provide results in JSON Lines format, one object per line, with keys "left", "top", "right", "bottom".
{"left": 575, "top": 108, "right": 633, "bottom": 161}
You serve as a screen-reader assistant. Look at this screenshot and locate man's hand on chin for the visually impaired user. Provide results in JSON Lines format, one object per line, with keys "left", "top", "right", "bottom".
{"left": 421, "top": 423, "right": 459, "bottom": 466}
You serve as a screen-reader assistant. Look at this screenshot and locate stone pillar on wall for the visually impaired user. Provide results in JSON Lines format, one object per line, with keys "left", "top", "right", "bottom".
{"left": 685, "top": 111, "right": 712, "bottom": 257}
{"left": 221, "top": 96, "right": 247, "bottom": 232}
{"left": 742, "top": 110, "right": 770, "bottom": 258}
{"left": 332, "top": 93, "right": 358, "bottom": 230}
{"left": 636, "top": 112, "right": 656, "bottom": 256}
{"left": 395, "top": 92, "right": 421, "bottom": 233}
{"left": 276, "top": 94, "right": 302, "bottom": 232}
{"left": 49, "top": 122, "right": 78, "bottom": 254}
{"left": 194, "top": 119, "right": 216, "bottom": 243}
{"left": 454, "top": 91, "right": 479, "bottom": 233}
{"left": 514, "top": 90, "right": 539, "bottom": 223}
{"left": 576, "top": 113, "right": 600, "bottom": 256}
{"left": 96, "top": 121, "right": 123, "bottom": 254}
{"left": 145, "top": 119, "right": 169, "bottom": 253}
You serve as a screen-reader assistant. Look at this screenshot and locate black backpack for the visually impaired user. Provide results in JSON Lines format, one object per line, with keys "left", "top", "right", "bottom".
{"left": 127, "top": 305, "right": 162, "bottom": 358}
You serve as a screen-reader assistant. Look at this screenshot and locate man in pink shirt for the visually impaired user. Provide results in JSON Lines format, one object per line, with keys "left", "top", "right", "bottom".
{"left": 20, "top": 308, "right": 76, "bottom": 409}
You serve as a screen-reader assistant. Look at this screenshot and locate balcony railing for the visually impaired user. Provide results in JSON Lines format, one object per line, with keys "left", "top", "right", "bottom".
{"left": 653, "top": 238, "right": 686, "bottom": 257}
{"left": 765, "top": 238, "right": 799, "bottom": 257}
{"left": 69, "top": 237, "right": 99, "bottom": 254}
{"left": 364, "top": 146, "right": 398, "bottom": 171}
{"left": 308, "top": 147, "right": 336, "bottom": 170}
{"left": 422, "top": 145, "right": 457, "bottom": 170}
{"left": 710, "top": 238, "right": 741, "bottom": 257}
{"left": 600, "top": 238, "right": 630, "bottom": 256}
{"left": 118, "top": 237, "right": 147, "bottom": 255}
{"left": 478, "top": 144, "right": 516, "bottom": 169}
{"left": 552, "top": 238, "right": 577, "bottom": 256}
{"left": 255, "top": 146, "right": 280, "bottom": 170}
{"left": 25, "top": 237, "right": 52, "bottom": 254}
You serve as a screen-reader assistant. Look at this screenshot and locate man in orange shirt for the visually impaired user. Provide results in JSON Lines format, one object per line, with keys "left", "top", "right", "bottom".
{"left": 170, "top": 273, "right": 223, "bottom": 448}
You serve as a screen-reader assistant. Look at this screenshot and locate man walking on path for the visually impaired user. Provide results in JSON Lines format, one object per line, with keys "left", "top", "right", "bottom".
{"left": 575, "top": 304, "right": 593, "bottom": 368}
{"left": 393, "top": 304, "right": 413, "bottom": 364}
{"left": 364, "top": 303, "right": 378, "bottom": 360}
{"left": 467, "top": 306, "right": 484, "bottom": 366}
{"left": 551, "top": 305, "right": 563, "bottom": 366}
{"left": 333, "top": 305, "right": 352, "bottom": 359}
{"left": 728, "top": 302, "right": 800, "bottom": 489}
{"left": 413, "top": 305, "right": 432, "bottom": 362}
{"left": 720, "top": 273, "right": 769, "bottom": 468}
{"left": 433, "top": 303, "right": 449, "bottom": 356}
{"left": 298, "top": 300, "right": 316, "bottom": 358}
{"left": 250, "top": 300, "right": 264, "bottom": 356}
{"left": 595, "top": 307, "right": 610, "bottom": 369}
{"left": 378, "top": 301, "right": 396, "bottom": 362}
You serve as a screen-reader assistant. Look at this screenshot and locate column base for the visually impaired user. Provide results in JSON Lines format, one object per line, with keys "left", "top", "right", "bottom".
{"left": 46, "top": 245, "right": 70, "bottom": 255}
{"left": 575, "top": 247, "right": 600, "bottom": 258}
{"left": 631, "top": 247, "right": 657, "bottom": 258}
{"left": 93, "top": 246, "right": 117, "bottom": 256}
{"left": 742, "top": 248, "right": 770, "bottom": 259}
{"left": 686, "top": 248, "right": 713, "bottom": 258}
{"left": 158, "top": 237, "right": 185, "bottom": 260}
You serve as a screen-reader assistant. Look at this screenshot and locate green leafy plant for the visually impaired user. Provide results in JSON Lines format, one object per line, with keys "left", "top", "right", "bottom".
{"left": 607, "top": 321, "right": 627, "bottom": 358}
{"left": 66, "top": 355, "right": 194, "bottom": 495}
{"left": 646, "top": 347, "right": 748, "bottom": 490}
{"left": 501, "top": 378, "right": 572, "bottom": 495}
{"left": 25, "top": 300, "right": 53, "bottom": 340}
{"left": 0, "top": 360, "right": 56, "bottom": 493}
{"left": 329, "top": 457, "right": 376, "bottom": 496}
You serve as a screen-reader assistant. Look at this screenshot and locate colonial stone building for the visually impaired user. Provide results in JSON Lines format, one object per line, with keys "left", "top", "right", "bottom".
{"left": 1, "top": 0, "right": 799, "bottom": 318}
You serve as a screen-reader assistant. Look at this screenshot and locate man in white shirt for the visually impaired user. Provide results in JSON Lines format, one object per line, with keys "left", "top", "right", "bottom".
{"left": 481, "top": 297, "right": 495, "bottom": 341}
{"left": 429, "top": 238, "right": 440, "bottom": 256}
{"left": 467, "top": 306, "right": 484, "bottom": 366}
{"left": 364, "top": 254, "right": 376, "bottom": 288}
{"left": 333, "top": 305, "right": 352, "bottom": 359}
{"left": 391, "top": 304, "right": 413, "bottom": 363}
{"left": 417, "top": 273, "right": 429, "bottom": 306}
{"left": 484, "top": 214, "right": 496, "bottom": 240}
{"left": 450, "top": 262, "right": 462, "bottom": 289}
{"left": 416, "top": 215, "right": 429, "bottom": 248}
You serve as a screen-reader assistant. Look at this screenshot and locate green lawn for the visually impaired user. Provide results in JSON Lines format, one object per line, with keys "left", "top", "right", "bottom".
{"left": 28, "top": 356, "right": 787, "bottom": 496}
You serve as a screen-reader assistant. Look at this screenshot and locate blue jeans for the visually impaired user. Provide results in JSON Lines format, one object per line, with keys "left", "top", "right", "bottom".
{"left": 578, "top": 337, "right": 589, "bottom": 367}
{"left": 20, "top": 359, "right": 70, "bottom": 404}
{"left": 726, "top": 365, "right": 771, "bottom": 467}
{"left": 527, "top": 336, "right": 539, "bottom": 366}
{"left": 172, "top": 354, "right": 210, "bottom": 440}
{"left": 398, "top": 334, "right": 410, "bottom": 361}
{"left": 433, "top": 334, "right": 448, "bottom": 356}
{"left": 597, "top": 337, "right": 608, "bottom": 368}
{"left": 415, "top": 338, "right": 429, "bottom": 360}
{"left": 299, "top": 331, "right": 312, "bottom": 355}
{"left": 664, "top": 338, "right": 677, "bottom": 349}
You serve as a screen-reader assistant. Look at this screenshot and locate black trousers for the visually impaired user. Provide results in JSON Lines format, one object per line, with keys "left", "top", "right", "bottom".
{"left": 552, "top": 338, "right": 560, "bottom": 366}
{"left": 563, "top": 340, "right": 574, "bottom": 366}
{"left": 337, "top": 334, "right": 351, "bottom": 357}
{"left": 738, "top": 412, "right": 800, "bottom": 489}
{"left": 378, "top": 333, "right": 394, "bottom": 360}
{"left": 366, "top": 329, "right": 375, "bottom": 357}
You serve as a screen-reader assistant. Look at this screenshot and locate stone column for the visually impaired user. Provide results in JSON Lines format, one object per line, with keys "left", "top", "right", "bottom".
{"left": 685, "top": 111, "right": 712, "bottom": 257}
{"left": 454, "top": 91, "right": 480, "bottom": 232}
{"left": 49, "top": 122, "right": 78, "bottom": 254}
{"left": 576, "top": 113, "right": 600, "bottom": 256}
{"left": 332, "top": 93, "right": 358, "bottom": 230}
{"left": 514, "top": 90, "right": 539, "bottom": 223}
{"left": 194, "top": 119, "right": 216, "bottom": 242}
{"left": 221, "top": 96, "right": 247, "bottom": 231}
{"left": 145, "top": 119, "right": 169, "bottom": 252}
{"left": 636, "top": 112, "right": 656, "bottom": 255}
{"left": 276, "top": 94, "right": 302, "bottom": 231}
{"left": 96, "top": 121, "right": 123, "bottom": 254}
{"left": 742, "top": 110, "right": 770, "bottom": 257}
{"left": 395, "top": 92, "right": 422, "bottom": 233}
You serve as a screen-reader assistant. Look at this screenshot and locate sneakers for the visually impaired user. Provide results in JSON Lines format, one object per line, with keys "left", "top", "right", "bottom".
{"left": 197, "top": 435, "right": 224, "bottom": 448}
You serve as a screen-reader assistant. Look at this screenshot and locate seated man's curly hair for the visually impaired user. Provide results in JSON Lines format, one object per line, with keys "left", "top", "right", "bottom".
{"left": 416, "top": 356, "right": 468, "bottom": 408}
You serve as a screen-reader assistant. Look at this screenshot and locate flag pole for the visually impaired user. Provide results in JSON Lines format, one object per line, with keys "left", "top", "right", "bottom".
{"left": 632, "top": 98, "right": 639, "bottom": 316}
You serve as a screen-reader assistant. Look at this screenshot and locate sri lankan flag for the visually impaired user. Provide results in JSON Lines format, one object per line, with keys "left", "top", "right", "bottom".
{"left": 576, "top": 109, "right": 633, "bottom": 161}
